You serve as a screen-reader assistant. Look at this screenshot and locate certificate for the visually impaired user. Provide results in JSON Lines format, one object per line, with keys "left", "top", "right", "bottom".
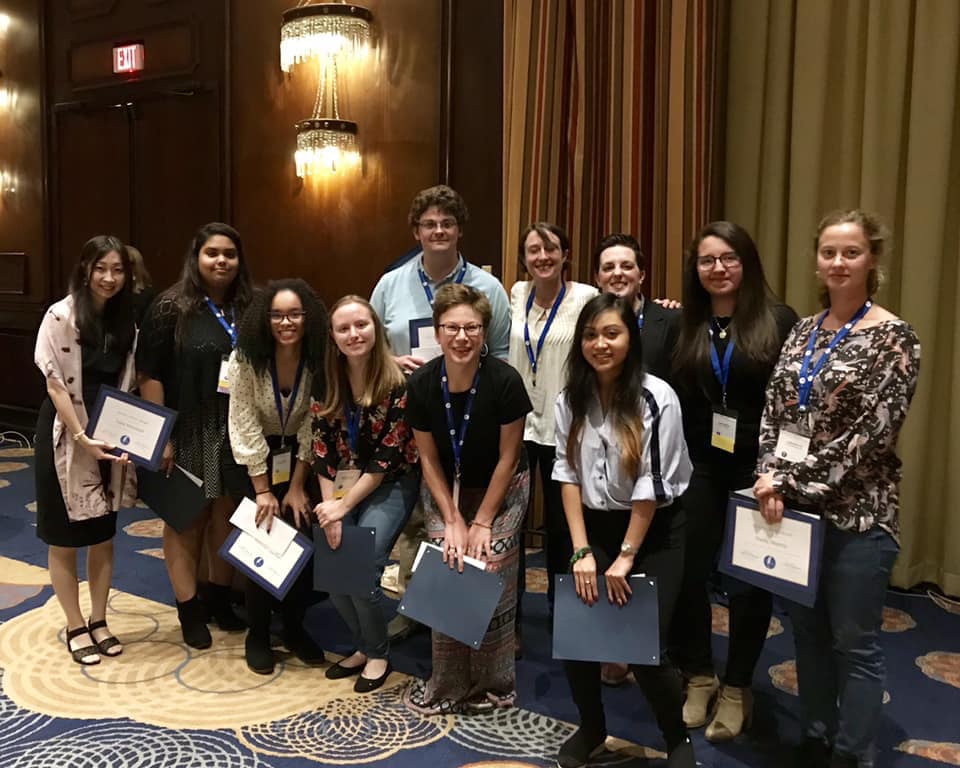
{"left": 718, "top": 491, "right": 825, "bottom": 607}
{"left": 229, "top": 497, "right": 297, "bottom": 557}
{"left": 86, "top": 385, "right": 177, "bottom": 471}
{"left": 218, "top": 527, "right": 313, "bottom": 600}
{"left": 408, "top": 318, "right": 441, "bottom": 361}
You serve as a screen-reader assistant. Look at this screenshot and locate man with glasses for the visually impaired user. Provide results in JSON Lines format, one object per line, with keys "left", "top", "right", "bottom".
{"left": 370, "top": 184, "right": 511, "bottom": 642}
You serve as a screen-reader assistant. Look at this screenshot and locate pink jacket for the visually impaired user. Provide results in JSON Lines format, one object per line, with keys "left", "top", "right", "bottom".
{"left": 34, "top": 295, "right": 138, "bottom": 521}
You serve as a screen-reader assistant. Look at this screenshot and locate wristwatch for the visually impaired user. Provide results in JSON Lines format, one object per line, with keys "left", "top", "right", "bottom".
{"left": 620, "top": 542, "right": 636, "bottom": 556}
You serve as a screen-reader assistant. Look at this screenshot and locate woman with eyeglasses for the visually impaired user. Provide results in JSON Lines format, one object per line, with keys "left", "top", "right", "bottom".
{"left": 227, "top": 279, "right": 329, "bottom": 674}
{"left": 402, "top": 283, "right": 532, "bottom": 715}
{"left": 138, "top": 222, "right": 253, "bottom": 648}
{"left": 754, "top": 211, "right": 919, "bottom": 768}
{"left": 311, "top": 296, "right": 419, "bottom": 693}
{"left": 669, "top": 222, "right": 797, "bottom": 741}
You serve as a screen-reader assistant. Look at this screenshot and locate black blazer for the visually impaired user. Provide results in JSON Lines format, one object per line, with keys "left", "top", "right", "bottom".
{"left": 640, "top": 298, "right": 679, "bottom": 383}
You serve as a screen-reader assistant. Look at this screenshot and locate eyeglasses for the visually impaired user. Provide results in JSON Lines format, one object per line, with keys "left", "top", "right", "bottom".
{"left": 269, "top": 310, "right": 307, "bottom": 323}
{"left": 437, "top": 322, "right": 483, "bottom": 338}
{"left": 696, "top": 253, "right": 741, "bottom": 270}
{"left": 417, "top": 218, "right": 458, "bottom": 232}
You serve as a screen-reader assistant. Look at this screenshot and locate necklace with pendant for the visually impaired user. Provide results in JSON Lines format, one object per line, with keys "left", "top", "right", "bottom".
{"left": 712, "top": 316, "right": 731, "bottom": 340}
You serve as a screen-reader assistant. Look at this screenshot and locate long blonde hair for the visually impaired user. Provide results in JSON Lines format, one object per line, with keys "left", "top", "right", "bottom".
{"left": 317, "top": 295, "right": 404, "bottom": 417}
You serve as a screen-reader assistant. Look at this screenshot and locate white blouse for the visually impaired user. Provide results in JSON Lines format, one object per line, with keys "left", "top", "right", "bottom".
{"left": 508, "top": 280, "right": 598, "bottom": 446}
{"left": 227, "top": 351, "right": 315, "bottom": 477}
{"left": 552, "top": 374, "right": 692, "bottom": 510}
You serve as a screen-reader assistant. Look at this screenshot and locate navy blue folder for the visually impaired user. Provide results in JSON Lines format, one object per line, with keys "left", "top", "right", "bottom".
{"left": 718, "top": 492, "right": 825, "bottom": 608}
{"left": 398, "top": 545, "right": 505, "bottom": 649}
{"left": 219, "top": 527, "right": 313, "bottom": 601}
{"left": 312, "top": 524, "right": 378, "bottom": 598}
{"left": 136, "top": 465, "right": 207, "bottom": 533}
{"left": 552, "top": 574, "right": 661, "bottom": 665}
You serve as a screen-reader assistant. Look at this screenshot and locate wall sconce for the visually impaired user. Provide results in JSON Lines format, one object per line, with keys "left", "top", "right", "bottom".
{"left": 0, "top": 84, "right": 18, "bottom": 112}
{"left": 280, "top": 3, "right": 372, "bottom": 73}
{"left": 0, "top": 13, "right": 10, "bottom": 35}
{"left": 0, "top": 169, "right": 17, "bottom": 210}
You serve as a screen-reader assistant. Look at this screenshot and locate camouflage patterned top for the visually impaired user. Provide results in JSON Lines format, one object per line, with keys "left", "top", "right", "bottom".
{"left": 757, "top": 316, "right": 920, "bottom": 541}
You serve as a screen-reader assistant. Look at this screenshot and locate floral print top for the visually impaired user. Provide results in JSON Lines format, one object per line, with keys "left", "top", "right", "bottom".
{"left": 311, "top": 385, "right": 419, "bottom": 482}
{"left": 757, "top": 316, "right": 920, "bottom": 541}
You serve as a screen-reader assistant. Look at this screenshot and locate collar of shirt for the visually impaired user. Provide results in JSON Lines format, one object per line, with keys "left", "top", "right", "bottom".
{"left": 417, "top": 252, "right": 465, "bottom": 286}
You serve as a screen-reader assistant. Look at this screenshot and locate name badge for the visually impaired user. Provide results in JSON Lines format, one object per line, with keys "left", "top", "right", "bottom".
{"left": 528, "top": 382, "right": 547, "bottom": 415}
{"left": 775, "top": 428, "right": 811, "bottom": 463}
{"left": 711, "top": 408, "right": 738, "bottom": 453}
{"left": 270, "top": 448, "right": 293, "bottom": 486}
{"left": 217, "top": 355, "right": 231, "bottom": 395}
{"left": 333, "top": 468, "right": 362, "bottom": 500}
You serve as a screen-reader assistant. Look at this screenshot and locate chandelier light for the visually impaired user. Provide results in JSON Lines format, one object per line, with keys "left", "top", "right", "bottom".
{"left": 280, "top": 2, "right": 373, "bottom": 73}
{"left": 294, "top": 57, "right": 360, "bottom": 177}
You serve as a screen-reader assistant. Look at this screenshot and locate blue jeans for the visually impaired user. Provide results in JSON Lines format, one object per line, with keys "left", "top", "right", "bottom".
{"left": 329, "top": 472, "right": 419, "bottom": 659}
{"left": 787, "top": 525, "right": 899, "bottom": 765}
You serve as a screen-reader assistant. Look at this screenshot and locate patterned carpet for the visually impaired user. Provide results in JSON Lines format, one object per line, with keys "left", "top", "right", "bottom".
{"left": 0, "top": 441, "right": 958, "bottom": 767}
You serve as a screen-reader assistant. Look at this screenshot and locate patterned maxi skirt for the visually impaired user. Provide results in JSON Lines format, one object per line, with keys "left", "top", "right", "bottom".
{"left": 403, "top": 460, "right": 530, "bottom": 715}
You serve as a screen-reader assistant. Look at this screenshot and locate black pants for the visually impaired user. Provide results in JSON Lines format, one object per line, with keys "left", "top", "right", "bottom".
{"left": 670, "top": 464, "right": 772, "bottom": 687}
{"left": 563, "top": 505, "right": 688, "bottom": 750}
{"left": 519, "top": 441, "right": 567, "bottom": 617}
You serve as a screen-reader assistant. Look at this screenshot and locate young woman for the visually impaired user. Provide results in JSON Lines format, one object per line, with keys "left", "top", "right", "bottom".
{"left": 508, "top": 223, "right": 597, "bottom": 617}
{"left": 137, "top": 222, "right": 253, "bottom": 648}
{"left": 312, "top": 296, "right": 419, "bottom": 693}
{"left": 34, "top": 235, "right": 137, "bottom": 665}
{"left": 754, "top": 211, "right": 920, "bottom": 768}
{"left": 228, "top": 279, "right": 328, "bottom": 674}
{"left": 402, "top": 283, "right": 532, "bottom": 715}
{"left": 552, "top": 293, "right": 695, "bottom": 768}
{"left": 669, "top": 221, "right": 798, "bottom": 740}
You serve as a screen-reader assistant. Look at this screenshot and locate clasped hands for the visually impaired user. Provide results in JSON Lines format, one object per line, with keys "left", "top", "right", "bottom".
{"left": 753, "top": 471, "right": 785, "bottom": 524}
{"left": 441, "top": 514, "right": 493, "bottom": 573}
{"left": 573, "top": 552, "right": 635, "bottom": 607}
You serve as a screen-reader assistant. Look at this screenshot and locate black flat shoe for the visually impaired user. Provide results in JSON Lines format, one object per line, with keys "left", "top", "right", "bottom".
{"left": 354, "top": 662, "right": 392, "bottom": 693}
{"left": 66, "top": 626, "right": 100, "bottom": 666}
{"left": 88, "top": 618, "right": 123, "bottom": 657}
{"left": 326, "top": 658, "right": 365, "bottom": 680}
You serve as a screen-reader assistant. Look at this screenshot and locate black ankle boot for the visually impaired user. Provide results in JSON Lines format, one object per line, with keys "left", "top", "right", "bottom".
{"left": 206, "top": 583, "right": 245, "bottom": 632}
{"left": 667, "top": 737, "right": 696, "bottom": 768}
{"left": 245, "top": 632, "right": 275, "bottom": 675}
{"left": 176, "top": 596, "right": 212, "bottom": 649}
{"left": 283, "top": 629, "right": 325, "bottom": 666}
{"left": 829, "top": 752, "right": 858, "bottom": 768}
{"left": 797, "top": 738, "right": 832, "bottom": 768}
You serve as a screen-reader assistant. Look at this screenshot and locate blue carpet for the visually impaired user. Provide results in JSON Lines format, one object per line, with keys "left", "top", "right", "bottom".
{"left": 1, "top": 444, "right": 958, "bottom": 767}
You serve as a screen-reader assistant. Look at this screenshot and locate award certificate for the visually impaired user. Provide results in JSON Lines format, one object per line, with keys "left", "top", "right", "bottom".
{"left": 86, "top": 386, "right": 177, "bottom": 471}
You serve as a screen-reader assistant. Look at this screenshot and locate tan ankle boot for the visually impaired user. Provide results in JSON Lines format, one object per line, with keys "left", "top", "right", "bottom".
{"left": 682, "top": 674, "right": 719, "bottom": 727}
{"left": 705, "top": 685, "right": 753, "bottom": 742}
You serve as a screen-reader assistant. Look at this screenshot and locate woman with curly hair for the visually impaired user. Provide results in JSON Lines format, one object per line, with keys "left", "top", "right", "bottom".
{"left": 228, "top": 278, "right": 329, "bottom": 674}
{"left": 312, "top": 295, "right": 419, "bottom": 692}
{"left": 137, "top": 222, "right": 254, "bottom": 648}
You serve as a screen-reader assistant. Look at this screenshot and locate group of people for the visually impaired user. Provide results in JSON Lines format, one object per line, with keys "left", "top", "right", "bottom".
{"left": 34, "top": 183, "right": 919, "bottom": 768}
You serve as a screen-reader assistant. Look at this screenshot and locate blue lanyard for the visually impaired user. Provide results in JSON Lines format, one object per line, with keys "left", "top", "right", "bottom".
{"left": 269, "top": 356, "right": 305, "bottom": 443}
{"left": 417, "top": 258, "right": 467, "bottom": 305}
{"left": 344, "top": 400, "right": 362, "bottom": 455}
{"left": 523, "top": 282, "right": 566, "bottom": 381}
{"left": 205, "top": 297, "right": 237, "bottom": 348}
{"left": 797, "top": 301, "right": 871, "bottom": 411}
{"left": 708, "top": 330, "right": 735, "bottom": 408}
{"left": 637, "top": 312, "right": 645, "bottom": 331}
{"left": 440, "top": 358, "right": 481, "bottom": 480}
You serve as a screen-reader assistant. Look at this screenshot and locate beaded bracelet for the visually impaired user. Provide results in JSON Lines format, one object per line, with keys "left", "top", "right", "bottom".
{"left": 568, "top": 546, "right": 593, "bottom": 568}
{"left": 72, "top": 430, "right": 86, "bottom": 442}
{"left": 255, "top": 489, "right": 273, "bottom": 496}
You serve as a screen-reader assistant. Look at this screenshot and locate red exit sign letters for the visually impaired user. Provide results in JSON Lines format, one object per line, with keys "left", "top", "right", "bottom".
{"left": 113, "top": 42, "right": 145, "bottom": 74}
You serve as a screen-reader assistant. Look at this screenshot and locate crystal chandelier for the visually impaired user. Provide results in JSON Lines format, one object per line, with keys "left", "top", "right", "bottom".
{"left": 280, "top": 2, "right": 373, "bottom": 73}
{"left": 294, "top": 56, "right": 360, "bottom": 177}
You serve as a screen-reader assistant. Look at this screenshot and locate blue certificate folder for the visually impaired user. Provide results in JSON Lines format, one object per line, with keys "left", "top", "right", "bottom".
{"left": 219, "top": 527, "right": 313, "bottom": 601}
{"left": 552, "top": 574, "right": 661, "bottom": 665}
{"left": 135, "top": 466, "right": 207, "bottom": 533}
{"left": 719, "top": 492, "right": 825, "bottom": 608}
{"left": 85, "top": 385, "right": 177, "bottom": 471}
{"left": 398, "top": 545, "right": 505, "bottom": 649}
{"left": 312, "top": 525, "right": 378, "bottom": 598}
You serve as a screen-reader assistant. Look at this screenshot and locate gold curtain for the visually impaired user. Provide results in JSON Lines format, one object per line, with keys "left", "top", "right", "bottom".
{"left": 503, "top": 0, "right": 726, "bottom": 297}
{"left": 724, "top": 0, "right": 960, "bottom": 593}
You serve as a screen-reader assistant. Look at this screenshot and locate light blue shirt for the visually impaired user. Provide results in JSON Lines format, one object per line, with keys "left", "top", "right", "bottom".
{"left": 370, "top": 252, "right": 511, "bottom": 358}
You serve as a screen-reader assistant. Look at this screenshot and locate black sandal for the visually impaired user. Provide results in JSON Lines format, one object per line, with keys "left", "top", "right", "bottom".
{"left": 87, "top": 618, "right": 123, "bottom": 657}
{"left": 66, "top": 626, "right": 100, "bottom": 665}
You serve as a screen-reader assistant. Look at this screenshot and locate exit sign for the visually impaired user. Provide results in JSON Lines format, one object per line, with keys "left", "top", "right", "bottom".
{"left": 113, "top": 42, "right": 145, "bottom": 74}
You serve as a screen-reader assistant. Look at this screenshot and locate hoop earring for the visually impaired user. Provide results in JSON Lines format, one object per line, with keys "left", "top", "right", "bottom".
{"left": 480, "top": 343, "right": 489, "bottom": 358}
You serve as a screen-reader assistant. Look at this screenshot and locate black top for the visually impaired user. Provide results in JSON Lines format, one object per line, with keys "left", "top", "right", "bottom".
{"left": 406, "top": 355, "right": 532, "bottom": 489}
{"left": 81, "top": 341, "right": 124, "bottom": 412}
{"left": 136, "top": 295, "right": 235, "bottom": 416}
{"left": 640, "top": 300, "right": 680, "bottom": 383}
{"left": 675, "top": 303, "right": 798, "bottom": 472}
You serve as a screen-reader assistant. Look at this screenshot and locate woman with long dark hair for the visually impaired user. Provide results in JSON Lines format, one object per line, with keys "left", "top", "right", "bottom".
{"left": 669, "top": 221, "right": 798, "bottom": 741}
{"left": 137, "top": 222, "right": 254, "bottom": 648}
{"left": 228, "top": 279, "right": 328, "bottom": 674}
{"left": 552, "top": 293, "right": 695, "bottom": 768}
{"left": 34, "top": 235, "right": 137, "bottom": 664}
{"left": 755, "top": 211, "right": 920, "bottom": 768}
{"left": 312, "top": 295, "right": 419, "bottom": 692}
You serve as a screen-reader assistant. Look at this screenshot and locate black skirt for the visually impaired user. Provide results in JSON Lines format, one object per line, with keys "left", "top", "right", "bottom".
{"left": 35, "top": 397, "right": 117, "bottom": 547}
